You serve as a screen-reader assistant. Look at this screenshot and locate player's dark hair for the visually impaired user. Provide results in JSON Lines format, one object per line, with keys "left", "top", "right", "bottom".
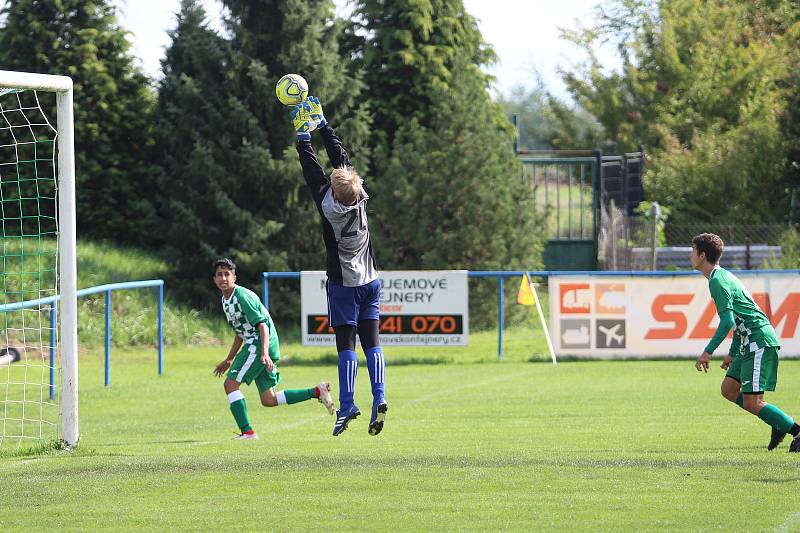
{"left": 212, "top": 258, "right": 236, "bottom": 275}
{"left": 692, "top": 233, "right": 724, "bottom": 264}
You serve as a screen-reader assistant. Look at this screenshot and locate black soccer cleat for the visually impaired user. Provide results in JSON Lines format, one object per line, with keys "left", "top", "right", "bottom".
{"left": 768, "top": 427, "right": 787, "bottom": 451}
{"left": 789, "top": 435, "right": 800, "bottom": 453}
{"left": 332, "top": 404, "right": 361, "bottom": 437}
{"left": 368, "top": 401, "right": 388, "bottom": 436}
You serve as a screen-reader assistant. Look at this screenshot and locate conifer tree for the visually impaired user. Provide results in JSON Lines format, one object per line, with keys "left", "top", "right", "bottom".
{"left": 156, "top": 0, "right": 370, "bottom": 310}
{"left": 371, "top": 55, "right": 543, "bottom": 273}
{"left": 348, "top": 0, "right": 494, "bottom": 144}
{"left": 153, "top": 0, "right": 247, "bottom": 301}
{"left": 0, "top": 0, "right": 157, "bottom": 242}
{"left": 344, "top": 1, "right": 543, "bottom": 280}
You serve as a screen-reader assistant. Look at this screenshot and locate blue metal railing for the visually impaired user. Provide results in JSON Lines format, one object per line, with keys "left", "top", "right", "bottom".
{"left": 262, "top": 270, "right": 800, "bottom": 359}
{"left": 0, "top": 279, "right": 165, "bottom": 397}
{"left": 261, "top": 271, "right": 299, "bottom": 310}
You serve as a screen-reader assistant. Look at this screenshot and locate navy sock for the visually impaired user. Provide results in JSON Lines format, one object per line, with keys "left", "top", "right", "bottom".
{"left": 365, "top": 346, "right": 386, "bottom": 402}
{"left": 338, "top": 350, "right": 357, "bottom": 409}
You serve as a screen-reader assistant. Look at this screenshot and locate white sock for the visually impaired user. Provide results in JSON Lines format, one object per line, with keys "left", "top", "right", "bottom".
{"left": 276, "top": 390, "right": 287, "bottom": 406}
{"left": 227, "top": 390, "right": 244, "bottom": 404}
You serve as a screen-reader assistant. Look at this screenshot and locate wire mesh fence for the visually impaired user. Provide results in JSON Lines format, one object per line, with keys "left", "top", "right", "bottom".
{"left": 664, "top": 224, "right": 788, "bottom": 246}
{"left": 598, "top": 203, "right": 796, "bottom": 270}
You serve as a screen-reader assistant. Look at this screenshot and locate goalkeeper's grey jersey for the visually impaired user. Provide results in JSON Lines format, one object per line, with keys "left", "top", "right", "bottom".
{"left": 296, "top": 123, "right": 379, "bottom": 287}
{"left": 320, "top": 188, "right": 378, "bottom": 287}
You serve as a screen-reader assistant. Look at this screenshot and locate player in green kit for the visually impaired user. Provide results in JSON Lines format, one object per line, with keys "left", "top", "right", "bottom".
{"left": 691, "top": 233, "right": 800, "bottom": 452}
{"left": 212, "top": 258, "right": 335, "bottom": 440}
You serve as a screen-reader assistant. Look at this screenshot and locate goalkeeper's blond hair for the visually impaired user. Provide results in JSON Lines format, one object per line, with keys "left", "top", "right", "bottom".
{"left": 330, "top": 166, "right": 363, "bottom": 205}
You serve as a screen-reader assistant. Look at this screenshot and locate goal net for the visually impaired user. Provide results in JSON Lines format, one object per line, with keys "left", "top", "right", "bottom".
{"left": 0, "top": 71, "right": 77, "bottom": 449}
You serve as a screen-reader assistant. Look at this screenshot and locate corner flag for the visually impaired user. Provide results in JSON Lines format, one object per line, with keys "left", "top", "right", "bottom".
{"left": 517, "top": 273, "right": 535, "bottom": 305}
{"left": 517, "top": 272, "right": 557, "bottom": 364}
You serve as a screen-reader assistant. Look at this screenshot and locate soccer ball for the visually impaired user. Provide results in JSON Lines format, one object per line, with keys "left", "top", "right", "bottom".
{"left": 275, "top": 74, "right": 309, "bottom": 106}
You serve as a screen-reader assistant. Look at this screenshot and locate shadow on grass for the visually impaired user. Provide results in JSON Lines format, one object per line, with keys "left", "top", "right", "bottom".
{"left": 7, "top": 452, "right": 795, "bottom": 475}
{"left": 91, "top": 439, "right": 209, "bottom": 447}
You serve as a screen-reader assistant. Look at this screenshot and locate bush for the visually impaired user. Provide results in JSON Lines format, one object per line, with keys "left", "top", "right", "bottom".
{"left": 764, "top": 227, "right": 800, "bottom": 269}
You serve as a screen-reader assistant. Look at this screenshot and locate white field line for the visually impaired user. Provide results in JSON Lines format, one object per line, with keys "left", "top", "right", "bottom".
{"left": 407, "top": 366, "right": 541, "bottom": 407}
{"left": 775, "top": 512, "right": 800, "bottom": 533}
{"left": 0, "top": 457, "right": 41, "bottom": 472}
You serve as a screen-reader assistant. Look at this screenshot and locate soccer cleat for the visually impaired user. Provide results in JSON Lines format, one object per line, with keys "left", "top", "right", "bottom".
{"left": 790, "top": 435, "right": 800, "bottom": 453}
{"left": 317, "top": 381, "right": 335, "bottom": 415}
{"left": 368, "top": 401, "right": 388, "bottom": 436}
{"left": 332, "top": 404, "right": 361, "bottom": 436}
{"left": 233, "top": 430, "right": 258, "bottom": 441}
{"left": 768, "top": 427, "right": 787, "bottom": 451}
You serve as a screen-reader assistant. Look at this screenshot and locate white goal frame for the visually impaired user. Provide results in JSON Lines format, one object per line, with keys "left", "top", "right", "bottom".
{"left": 0, "top": 70, "right": 78, "bottom": 446}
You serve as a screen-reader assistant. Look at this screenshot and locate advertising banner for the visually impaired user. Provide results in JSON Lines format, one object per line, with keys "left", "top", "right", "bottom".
{"left": 301, "top": 271, "right": 469, "bottom": 346}
{"left": 548, "top": 273, "right": 800, "bottom": 357}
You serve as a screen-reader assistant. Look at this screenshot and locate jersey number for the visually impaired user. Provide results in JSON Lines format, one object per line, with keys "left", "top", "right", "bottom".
{"left": 341, "top": 210, "right": 358, "bottom": 238}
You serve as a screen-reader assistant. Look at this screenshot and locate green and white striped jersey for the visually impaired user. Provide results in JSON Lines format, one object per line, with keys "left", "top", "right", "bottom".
{"left": 221, "top": 285, "right": 280, "bottom": 360}
{"left": 709, "top": 267, "right": 779, "bottom": 353}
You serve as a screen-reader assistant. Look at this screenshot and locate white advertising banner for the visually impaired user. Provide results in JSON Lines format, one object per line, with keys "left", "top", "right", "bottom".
{"left": 548, "top": 273, "right": 800, "bottom": 358}
{"left": 301, "top": 270, "right": 469, "bottom": 346}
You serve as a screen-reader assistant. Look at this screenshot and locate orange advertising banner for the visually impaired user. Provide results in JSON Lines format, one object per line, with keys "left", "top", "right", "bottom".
{"left": 548, "top": 273, "right": 800, "bottom": 358}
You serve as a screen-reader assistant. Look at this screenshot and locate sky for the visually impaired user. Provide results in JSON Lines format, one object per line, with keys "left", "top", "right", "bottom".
{"left": 115, "top": 0, "right": 612, "bottom": 99}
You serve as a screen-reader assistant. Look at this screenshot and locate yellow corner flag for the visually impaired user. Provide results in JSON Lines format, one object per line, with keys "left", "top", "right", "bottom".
{"left": 517, "top": 272, "right": 535, "bottom": 305}
{"left": 518, "top": 272, "right": 557, "bottom": 364}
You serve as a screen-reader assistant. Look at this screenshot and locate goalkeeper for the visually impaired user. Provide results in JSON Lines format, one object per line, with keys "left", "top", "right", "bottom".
{"left": 212, "top": 258, "right": 334, "bottom": 440}
{"left": 291, "top": 96, "right": 388, "bottom": 437}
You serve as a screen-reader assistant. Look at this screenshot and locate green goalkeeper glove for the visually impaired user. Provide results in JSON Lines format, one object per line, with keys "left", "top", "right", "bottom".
{"left": 291, "top": 99, "right": 317, "bottom": 141}
{"left": 307, "top": 96, "right": 327, "bottom": 128}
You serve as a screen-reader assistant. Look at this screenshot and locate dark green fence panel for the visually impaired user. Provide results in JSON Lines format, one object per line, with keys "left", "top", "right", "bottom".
{"left": 519, "top": 155, "right": 599, "bottom": 270}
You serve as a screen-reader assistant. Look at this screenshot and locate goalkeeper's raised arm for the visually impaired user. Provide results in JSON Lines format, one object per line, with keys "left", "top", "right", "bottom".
{"left": 308, "top": 96, "right": 351, "bottom": 169}
{"left": 293, "top": 98, "right": 328, "bottom": 207}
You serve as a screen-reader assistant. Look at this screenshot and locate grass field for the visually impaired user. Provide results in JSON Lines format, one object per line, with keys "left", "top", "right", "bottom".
{"left": 3, "top": 344, "right": 800, "bottom": 531}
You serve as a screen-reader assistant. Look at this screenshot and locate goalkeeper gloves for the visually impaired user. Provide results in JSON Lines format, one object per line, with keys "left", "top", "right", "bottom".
{"left": 291, "top": 99, "right": 317, "bottom": 141}
{"left": 307, "top": 96, "right": 327, "bottom": 128}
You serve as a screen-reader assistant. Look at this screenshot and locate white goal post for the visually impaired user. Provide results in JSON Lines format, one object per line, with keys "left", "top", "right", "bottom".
{"left": 0, "top": 70, "right": 78, "bottom": 446}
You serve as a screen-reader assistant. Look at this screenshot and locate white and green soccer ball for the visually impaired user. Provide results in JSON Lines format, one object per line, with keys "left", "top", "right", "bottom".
{"left": 275, "top": 73, "right": 309, "bottom": 106}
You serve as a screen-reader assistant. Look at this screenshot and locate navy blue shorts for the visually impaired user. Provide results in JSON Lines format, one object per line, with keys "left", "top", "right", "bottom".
{"left": 327, "top": 278, "right": 381, "bottom": 327}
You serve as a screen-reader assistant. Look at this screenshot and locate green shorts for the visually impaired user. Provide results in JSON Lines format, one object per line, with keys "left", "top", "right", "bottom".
{"left": 726, "top": 344, "right": 779, "bottom": 394}
{"left": 227, "top": 342, "right": 281, "bottom": 394}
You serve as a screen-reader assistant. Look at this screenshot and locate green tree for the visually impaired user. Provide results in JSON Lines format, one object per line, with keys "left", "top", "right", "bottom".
{"left": 345, "top": 1, "right": 543, "bottom": 270}
{"left": 155, "top": 0, "right": 370, "bottom": 313}
{"left": 562, "top": 0, "right": 799, "bottom": 225}
{"left": 374, "top": 63, "right": 544, "bottom": 271}
{"left": 153, "top": 0, "right": 250, "bottom": 302}
{"left": 370, "top": 55, "right": 545, "bottom": 327}
{"left": 0, "top": 0, "right": 157, "bottom": 242}
{"left": 774, "top": 3, "right": 800, "bottom": 225}
{"left": 348, "top": 0, "right": 495, "bottom": 144}
{"left": 339, "top": 1, "right": 546, "bottom": 328}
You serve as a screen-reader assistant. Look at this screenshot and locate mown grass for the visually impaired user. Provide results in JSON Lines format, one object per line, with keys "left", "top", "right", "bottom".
{"left": 1, "top": 348, "right": 800, "bottom": 531}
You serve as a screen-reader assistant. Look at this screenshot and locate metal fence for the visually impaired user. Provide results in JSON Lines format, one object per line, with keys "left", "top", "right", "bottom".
{"left": 664, "top": 224, "right": 789, "bottom": 246}
{"left": 630, "top": 245, "right": 782, "bottom": 270}
{"left": 0, "top": 280, "right": 165, "bottom": 397}
{"left": 598, "top": 202, "right": 794, "bottom": 270}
